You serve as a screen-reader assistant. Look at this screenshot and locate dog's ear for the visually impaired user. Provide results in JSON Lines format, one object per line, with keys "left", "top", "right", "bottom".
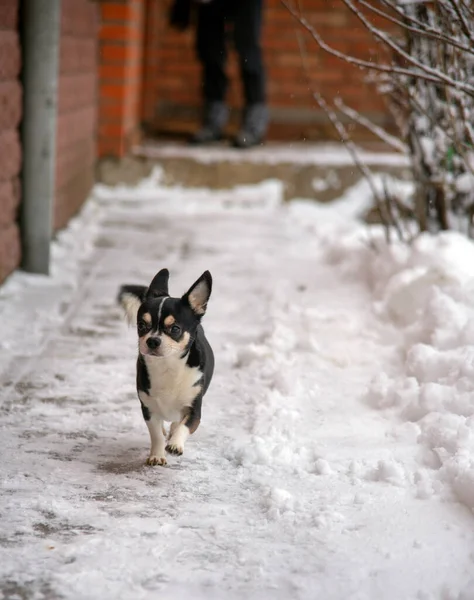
{"left": 147, "top": 268, "right": 169, "bottom": 299}
{"left": 182, "top": 271, "right": 212, "bottom": 316}
{"left": 117, "top": 285, "right": 147, "bottom": 325}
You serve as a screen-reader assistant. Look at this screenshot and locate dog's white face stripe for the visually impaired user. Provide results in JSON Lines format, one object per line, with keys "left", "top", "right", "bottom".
{"left": 157, "top": 297, "right": 167, "bottom": 325}
{"left": 138, "top": 297, "right": 180, "bottom": 357}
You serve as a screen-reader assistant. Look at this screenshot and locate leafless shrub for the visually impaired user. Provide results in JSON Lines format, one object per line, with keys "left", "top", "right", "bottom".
{"left": 284, "top": 0, "right": 474, "bottom": 238}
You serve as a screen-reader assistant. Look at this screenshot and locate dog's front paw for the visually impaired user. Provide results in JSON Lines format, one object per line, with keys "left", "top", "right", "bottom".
{"left": 146, "top": 455, "right": 167, "bottom": 466}
{"left": 165, "top": 443, "right": 183, "bottom": 456}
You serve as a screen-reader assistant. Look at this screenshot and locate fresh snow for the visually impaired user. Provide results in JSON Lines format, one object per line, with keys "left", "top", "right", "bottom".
{"left": 133, "top": 141, "right": 410, "bottom": 167}
{"left": 1, "top": 170, "right": 474, "bottom": 600}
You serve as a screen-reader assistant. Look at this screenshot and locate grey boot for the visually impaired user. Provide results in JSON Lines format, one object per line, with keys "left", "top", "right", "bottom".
{"left": 190, "top": 102, "right": 229, "bottom": 145}
{"left": 233, "top": 104, "right": 269, "bottom": 148}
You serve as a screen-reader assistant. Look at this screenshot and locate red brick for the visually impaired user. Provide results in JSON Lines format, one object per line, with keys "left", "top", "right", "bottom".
{"left": 0, "top": 80, "right": 21, "bottom": 132}
{"left": 60, "top": 37, "right": 97, "bottom": 74}
{"left": 78, "top": 39, "right": 98, "bottom": 72}
{"left": 61, "top": 0, "right": 98, "bottom": 38}
{"left": 0, "top": 129, "right": 20, "bottom": 181}
{"left": 54, "top": 165, "right": 94, "bottom": 230}
{"left": 0, "top": 222, "right": 20, "bottom": 284}
{"left": 262, "top": 36, "right": 300, "bottom": 52}
{"left": 101, "top": 4, "right": 133, "bottom": 23}
{"left": 99, "top": 64, "right": 126, "bottom": 81}
{"left": 98, "top": 122, "right": 125, "bottom": 139}
{"left": 55, "top": 137, "right": 95, "bottom": 190}
{"left": 99, "top": 104, "right": 124, "bottom": 123}
{"left": 58, "top": 73, "right": 96, "bottom": 114}
{"left": 0, "top": 31, "right": 20, "bottom": 81}
{"left": 97, "top": 0, "right": 147, "bottom": 157}
{"left": 56, "top": 106, "right": 96, "bottom": 151}
{"left": 0, "top": 0, "right": 19, "bottom": 30}
{"left": 100, "top": 83, "right": 127, "bottom": 100}
{"left": 0, "top": 178, "right": 19, "bottom": 226}
{"left": 100, "top": 43, "right": 128, "bottom": 63}
{"left": 100, "top": 24, "right": 131, "bottom": 42}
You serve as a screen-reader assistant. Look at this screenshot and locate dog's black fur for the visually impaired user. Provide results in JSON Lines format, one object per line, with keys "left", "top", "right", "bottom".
{"left": 118, "top": 268, "right": 214, "bottom": 466}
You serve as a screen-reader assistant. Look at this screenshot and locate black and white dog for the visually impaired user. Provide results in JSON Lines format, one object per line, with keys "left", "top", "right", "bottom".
{"left": 118, "top": 269, "right": 214, "bottom": 466}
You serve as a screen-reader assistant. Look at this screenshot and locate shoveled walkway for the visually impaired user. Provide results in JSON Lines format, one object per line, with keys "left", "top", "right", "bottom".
{"left": 0, "top": 173, "right": 473, "bottom": 600}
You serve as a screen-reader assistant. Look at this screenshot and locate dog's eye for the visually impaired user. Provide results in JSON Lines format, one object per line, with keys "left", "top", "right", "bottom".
{"left": 170, "top": 324, "right": 181, "bottom": 336}
{"left": 137, "top": 321, "right": 148, "bottom": 334}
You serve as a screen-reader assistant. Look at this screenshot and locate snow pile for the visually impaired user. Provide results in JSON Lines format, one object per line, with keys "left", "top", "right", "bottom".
{"left": 0, "top": 197, "right": 104, "bottom": 373}
{"left": 229, "top": 302, "right": 319, "bottom": 471}
{"left": 330, "top": 230, "right": 474, "bottom": 512}
{"left": 301, "top": 173, "right": 414, "bottom": 221}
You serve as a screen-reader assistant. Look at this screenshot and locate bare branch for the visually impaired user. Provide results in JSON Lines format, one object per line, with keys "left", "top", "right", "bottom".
{"left": 281, "top": 0, "right": 474, "bottom": 97}
{"left": 356, "top": 0, "right": 474, "bottom": 56}
{"left": 445, "top": 0, "right": 474, "bottom": 44}
{"left": 458, "top": 0, "right": 474, "bottom": 18}
{"left": 334, "top": 97, "right": 408, "bottom": 153}
{"left": 402, "top": 83, "right": 473, "bottom": 154}
{"left": 295, "top": 28, "right": 392, "bottom": 242}
{"left": 342, "top": 0, "right": 474, "bottom": 96}
{"left": 382, "top": 177, "right": 405, "bottom": 242}
{"left": 313, "top": 91, "right": 393, "bottom": 242}
{"left": 286, "top": 0, "right": 474, "bottom": 238}
{"left": 379, "top": 0, "right": 471, "bottom": 39}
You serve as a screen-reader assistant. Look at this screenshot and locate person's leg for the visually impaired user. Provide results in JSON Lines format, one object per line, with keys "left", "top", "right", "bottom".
{"left": 233, "top": 0, "right": 268, "bottom": 147}
{"left": 233, "top": 0, "right": 265, "bottom": 105}
{"left": 192, "top": 1, "right": 230, "bottom": 143}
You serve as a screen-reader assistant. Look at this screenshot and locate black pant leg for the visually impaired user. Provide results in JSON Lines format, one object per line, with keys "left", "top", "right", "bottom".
{"left": 233, "top": 0, "right": 265, "bottom": 105}
{"left": 195, "top": 1, "right": 228, "bottom": 103}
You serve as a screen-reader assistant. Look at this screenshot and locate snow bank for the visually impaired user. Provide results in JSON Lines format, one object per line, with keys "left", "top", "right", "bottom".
{"left": 0, "top": 196, "right": 104, "bottom": 373}
{"left": 327, "top": 228, "right": 474, "bottom": 512}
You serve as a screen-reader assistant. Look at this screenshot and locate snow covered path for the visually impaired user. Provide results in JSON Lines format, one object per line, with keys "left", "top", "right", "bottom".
{"left": 1, "top": 175, "right": 474, "bottom": 600}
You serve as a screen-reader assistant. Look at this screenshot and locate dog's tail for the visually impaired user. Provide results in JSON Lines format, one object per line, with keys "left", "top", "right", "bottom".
{"left": 117, "top": 284, "right": 147, "bottom": 325}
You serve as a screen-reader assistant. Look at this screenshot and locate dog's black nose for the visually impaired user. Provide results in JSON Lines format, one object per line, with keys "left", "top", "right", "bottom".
{"left": 146, "top": 337, "right": 161, "bottom": 350}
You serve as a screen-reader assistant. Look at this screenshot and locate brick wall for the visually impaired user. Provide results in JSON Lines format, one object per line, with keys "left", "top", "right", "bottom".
{"left": 0, "top": 0, "right": 21, "bottom": 284}
{"left": 98, "top": 0, "right": 146, "bottom": 158}
{"left": 142, "top": 0, "right": 391, "bottom": 140}
{"left": 56, "top": 0, "right": 99, "bottom": 230}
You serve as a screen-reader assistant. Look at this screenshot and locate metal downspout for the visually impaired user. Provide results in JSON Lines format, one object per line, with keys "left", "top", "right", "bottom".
{"left": 20, "top": 0, "right": 61, "bottom": 274}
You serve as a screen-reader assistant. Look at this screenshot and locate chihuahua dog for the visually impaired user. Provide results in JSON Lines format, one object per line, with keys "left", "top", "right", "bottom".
{"left": 118, "top": 268, "right": 214, "bottom": 466}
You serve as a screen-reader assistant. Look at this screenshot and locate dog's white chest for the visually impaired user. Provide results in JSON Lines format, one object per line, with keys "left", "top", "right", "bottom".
{"left": 139, "top": 355, "right": 202, "bottom": 422}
